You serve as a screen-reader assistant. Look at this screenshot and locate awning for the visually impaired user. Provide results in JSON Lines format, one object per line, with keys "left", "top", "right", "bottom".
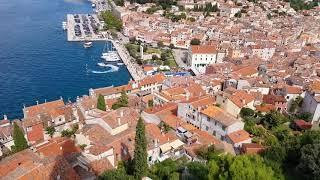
{"left": 160, "top": 143, "right": 171, "bottom": 153}
{"left": 171, "top": 139, "right": 184, "bottom": 149}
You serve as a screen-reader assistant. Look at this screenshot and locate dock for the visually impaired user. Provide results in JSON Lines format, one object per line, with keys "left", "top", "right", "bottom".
{"left": 66, "top": 14, "right": 107, "bottom": 41}
{"left": 111, "top": 40, "right": 146, "bottom": 81}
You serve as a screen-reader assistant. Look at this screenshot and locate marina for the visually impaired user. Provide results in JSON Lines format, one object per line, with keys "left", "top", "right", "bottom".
{"left": 0, "top": 0, "right": 131, "bottom": 119}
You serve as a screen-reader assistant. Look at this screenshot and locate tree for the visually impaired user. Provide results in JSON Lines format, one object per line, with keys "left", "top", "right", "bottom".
{"left": 12, "top": 122, "right": 28, "bottom": 152}
{"left": 101, "top": 11, "right": 123, "bottom": 31}
{"left": 190, "top": 38, "right": 201, "bottom": 45}
{"left": 133, "top": 118, "right": 148, "bottom": 179}
{"left": 240, "top": 107, "right": 255, "bottom": 118}
{"left": 297, "top": 143, "right": 320, "bottom": 178}
{"left": 112, "top": 91, "right": 129, "bottom": 110}
{"left": 169, "top": 43, "right": 175, "bottom": 49}
{"left": 261, "top": 111, "right": 288, "bottom": 129}
{"left": 157, "top": 41, "right": 164, "bottom": 47}
{"left": 100, "top": 162, "right": 134, "bottom": 179}
{"left": 46, "top": 126, "right": 55, "bottom": 138}
{"left": 296, "top": 112, "right": 312, "bottom": 122}
{"left": 97, "top": 94, "right": 106, "bottom": 111}
{"left": 229, "top": 155, "right": 275, "bottom": 180}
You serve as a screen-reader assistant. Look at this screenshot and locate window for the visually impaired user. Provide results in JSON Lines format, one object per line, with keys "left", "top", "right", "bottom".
{"left": 213, "top": 131, "right": 216, "bottom": 136}
{"left": 26, "top": 126, "right": 32, "bottom": 132}
{"left": 222, "top": 126, "right": 226, "bottom": 131}
{"left": 286, "top": 96, "right": 290, "bottom": 99}
{"left": 206, "top": 126, "right": 209, "bottom": 131}
{"left": 207, "top": 117, "right": 210, "bottom": 122}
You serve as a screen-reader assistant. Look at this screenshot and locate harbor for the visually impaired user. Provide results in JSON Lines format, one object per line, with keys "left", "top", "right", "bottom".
{"left": 63, "top": 0, "right": 146, "bottom": 81}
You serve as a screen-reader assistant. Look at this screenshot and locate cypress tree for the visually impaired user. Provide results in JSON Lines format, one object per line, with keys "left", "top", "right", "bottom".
{"left": 12, "top": 122, "right": 28, "bottom": 152}
{"left": 133, "top": 118, "right": 148, "bottom": 179}
{"left": 97, "top": 94, "right": 106, "bottom": 111}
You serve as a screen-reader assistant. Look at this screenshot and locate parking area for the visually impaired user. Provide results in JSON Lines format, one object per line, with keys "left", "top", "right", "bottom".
{"left": 67, "top": 14, "right": 107, "bottom": 41}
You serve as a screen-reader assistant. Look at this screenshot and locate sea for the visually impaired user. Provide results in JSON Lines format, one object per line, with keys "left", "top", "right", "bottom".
{"left": 0, "top": 0, "right": 131, "bottom": 119}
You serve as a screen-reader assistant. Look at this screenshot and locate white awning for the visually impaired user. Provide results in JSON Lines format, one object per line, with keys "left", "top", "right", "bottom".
{"left": 160, "top": 143, "right": 171, "bottom": 153}
{"left": 170, "top": 139, "right": 184, "bottom": 149}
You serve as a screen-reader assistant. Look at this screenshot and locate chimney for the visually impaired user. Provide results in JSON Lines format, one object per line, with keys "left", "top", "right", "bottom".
{"left": 3, "top": 115, "right": 7, "bottom": 120}
{"left": 120, "top": 111, "right": 124, "bottom": 117}
{"left": 117, "top": 117, "right": 121, "bottom": 126}
{"left": 241, "top": 99, "right": 246, "bottom": 104}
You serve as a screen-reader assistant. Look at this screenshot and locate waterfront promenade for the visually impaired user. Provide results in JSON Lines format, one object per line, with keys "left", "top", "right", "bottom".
{"left": 111, "top": 39, "right": 146, "bottom": 81}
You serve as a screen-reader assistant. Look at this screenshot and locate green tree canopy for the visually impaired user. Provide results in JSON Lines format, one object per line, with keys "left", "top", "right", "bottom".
{"left": 133, "top": 118, "right": 148, "bottom": 179}
{"left": 229, "top": 155, "right": 275, "bottom": 180}
{"left": 240, "top": 107, "right": 255, "bottom": 118}
{"left": 45, "top": 126, "right": 55, "bottom": 138}
{"left": 261, "top": 111, "right": 288, "bottom": 129}
{"left": 297, "top": 143, "right": 320, "bottom": 178}
{"left": 112, "top": 91, "right": 129, "bottom": 110}
{"left": 101, "top": 11, "right": 123, "bottom": 31}
{"left": 12, "top": 122, "right": 28, "bottom": 152}
{"left": 190, "top": 38, "right": 201, "bottom": 45}
{"left": 97, "top": 94, "right": 106, "bottom": 111}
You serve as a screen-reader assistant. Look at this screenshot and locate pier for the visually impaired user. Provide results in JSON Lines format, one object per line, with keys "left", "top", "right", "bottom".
{"left": 111, "top": 40, "right": 146, "bottom": 81}
{"left": 66, "top": 14, "right": 107, "bottom": 41}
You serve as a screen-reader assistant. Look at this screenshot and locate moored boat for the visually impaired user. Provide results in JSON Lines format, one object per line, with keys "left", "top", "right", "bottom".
{"left": 62, "top": 21, "right": 67, "bottom": 30}
{"left": 83, "top": 42, "right": 93, "bottom": 48}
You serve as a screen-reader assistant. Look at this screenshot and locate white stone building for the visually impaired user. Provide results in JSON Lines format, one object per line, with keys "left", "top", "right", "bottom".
{"left": 188, "top": 45, "right": 225, "bottom": 74}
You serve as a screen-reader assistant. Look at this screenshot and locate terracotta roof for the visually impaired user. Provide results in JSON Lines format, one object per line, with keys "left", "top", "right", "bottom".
{"left": 24, "top": 99, "right": 65, "bottom": 118}
{"left": 242, "top": 143, "right": 265, "bottom": 154}
{"left": 36, "top": 137, "right": 81, "bottom": 157}
{"left": 294, "top": 120, "right": 312, "bottom": 130}
{"left": 94, "top": 84, "right": 132, "bottom": 96}
{"left": 0, "top": 149, "right": 79, "bottom": 179}
{"left": 227, "top": 130, "right": 251, "bottom": 144}
{"left": 229, "top": 91, "right": 255, "bottom": 108}
{"left": 139, "top": 74, "right": 165, "bottom": 87}
{"left": 90, "top": 157, "right": 114, "bottom": 175}
{"left": 233, "top": 66, "right": 258, "bottom": 77}
{"left": 190, "top": 96, "right": 215, "bottom": 108}
{"left": 255, "top": 104, "right": 275, "bottom": 113}
{"left": 285, "top": 86, "right": 303, "bottom": 94}
{"left": 191, "top": 45, "right": 216, "bottom": 54}
{"left": 263, "top": 94, "right": 286, "bottom": 104}
{"left": 158, "top": 113, "right": 184, "bottom": 129}
{"left": 201, "top": 106, "right": 241, "bottom": 126}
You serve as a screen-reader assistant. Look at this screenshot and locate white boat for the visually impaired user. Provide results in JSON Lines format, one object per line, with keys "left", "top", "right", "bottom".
{"left": 92, "top": 3, "right": 96, "bottom": 8}
{"left": 97, "top": 62, "right": 108, "bottom": 67}
{"left": 62, "top": 21, "right": 67, "bottom": 30}
{"left": 83, "top": 42, "right": 93, "bottom": 48}
{"left": 117, "top": 62, "right": 124, "bottom": 65}
{"left": 101, "top": 51, "right": 120, "bottom": 61}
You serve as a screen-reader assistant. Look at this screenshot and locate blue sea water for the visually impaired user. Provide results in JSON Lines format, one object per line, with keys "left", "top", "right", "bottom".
{"left": 0, "top": 0, "right": 131, "bottom": 119}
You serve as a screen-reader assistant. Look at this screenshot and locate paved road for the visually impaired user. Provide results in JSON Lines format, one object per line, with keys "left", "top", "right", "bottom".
{"left": 172, "top": 49, "right": 188, "bottom": 69}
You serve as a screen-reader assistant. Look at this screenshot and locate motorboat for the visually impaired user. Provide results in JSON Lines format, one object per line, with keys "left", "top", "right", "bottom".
{"left": 97, "top": 62, "right": 108, "bottom": 67}
{"left": 62, "top": 21, "right": 67, "bottom": 30}
{"left": 92, "top": 3, "right": 96, "bottom": 8}
{"left": 83, "top": 42, "right": 93, "bottom": 48}
{"left": 117, "top": 62, "right": 124, "bottom": 65}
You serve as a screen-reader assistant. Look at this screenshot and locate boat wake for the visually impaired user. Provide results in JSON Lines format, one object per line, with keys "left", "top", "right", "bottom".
{"left": 91, "top": 64, "right": 119, "bottom": 74}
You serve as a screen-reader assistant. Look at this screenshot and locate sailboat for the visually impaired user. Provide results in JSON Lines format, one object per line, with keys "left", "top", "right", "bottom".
{"left": 100, "top": 41, "right": 121, "bottom": 62}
